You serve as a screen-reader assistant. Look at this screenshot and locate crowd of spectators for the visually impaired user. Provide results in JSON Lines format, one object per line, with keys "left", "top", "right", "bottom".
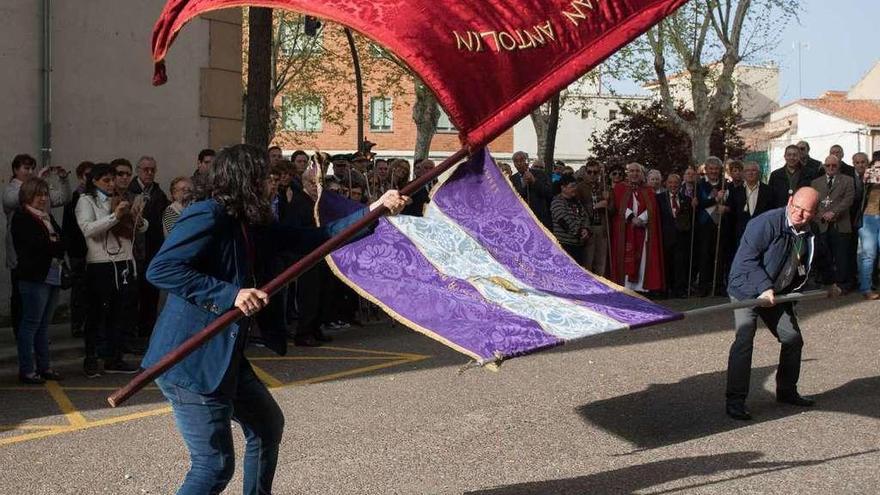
{"left": 5, "top": 141, "right": 880, "bottom": 384}
{"left": 2, "top": 147, "right": 440, "bottom": 383}
{"left": 511, "top": 144, "right": 880, "bottom": 301}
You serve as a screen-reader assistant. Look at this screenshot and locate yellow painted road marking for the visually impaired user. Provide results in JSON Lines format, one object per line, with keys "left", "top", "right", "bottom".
{"left": 251, "top": 363, "right": 284, "bottom": 388}
{"left": 0, "top": 346, "right": 431, "bottom": 447}
{"left": 45, "top": 381, "right": 87, "bottom": 427}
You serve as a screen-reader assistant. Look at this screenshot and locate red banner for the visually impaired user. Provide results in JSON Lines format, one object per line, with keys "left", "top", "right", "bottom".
{"left": 152, "top": 0, "right": 687, "bottom": 148}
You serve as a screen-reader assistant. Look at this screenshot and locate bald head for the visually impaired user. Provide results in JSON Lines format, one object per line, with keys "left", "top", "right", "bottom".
{"left": 787, "top": 187, "right": 819, "bottom": 229}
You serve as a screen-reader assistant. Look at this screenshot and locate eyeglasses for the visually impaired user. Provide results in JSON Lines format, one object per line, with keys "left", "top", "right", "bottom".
{"left": 609, "top": 171, "right": 621, "bottom": 176}
{"left": 140, "top": 167, "right": 156, "bottom": 173}
{"left": 790, "top": 203, "right": 817, "bottom": 215}
{"left": 115, "top": 170, "right": 132, "bottom": 177}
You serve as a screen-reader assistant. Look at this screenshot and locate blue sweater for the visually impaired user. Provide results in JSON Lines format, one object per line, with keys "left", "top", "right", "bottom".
{"left": 727, "top": 207, "right": 814, "bottom": 300}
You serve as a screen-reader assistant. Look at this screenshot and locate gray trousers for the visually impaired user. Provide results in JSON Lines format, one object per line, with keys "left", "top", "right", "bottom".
{"left": 726, "top": 298, "right": 804, "bottom": 404}
{"left": 582, "top": 225, "right": 607, "bottom": 276}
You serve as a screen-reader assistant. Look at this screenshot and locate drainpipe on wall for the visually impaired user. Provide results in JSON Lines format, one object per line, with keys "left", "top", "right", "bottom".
{"left": 40, "top": 0, "right": 52, "bottom": 168}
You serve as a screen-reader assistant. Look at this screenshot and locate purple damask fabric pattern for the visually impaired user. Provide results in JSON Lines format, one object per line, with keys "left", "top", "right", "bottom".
{"left": 319, "top": 150, "right": 681, "bottom": 364}
{"left": 431, "top": 149, "right": 681, "bottom": 328}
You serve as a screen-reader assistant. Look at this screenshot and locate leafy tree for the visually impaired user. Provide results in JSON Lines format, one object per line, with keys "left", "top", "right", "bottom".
{"left": 590, "top": 100, "right": 745, "bottom": 174}
{"left": 642, "top": 0, "right": 799, "bottom": 163}
{"left": 243, "top": 10, "right": 408, "bottom": 147}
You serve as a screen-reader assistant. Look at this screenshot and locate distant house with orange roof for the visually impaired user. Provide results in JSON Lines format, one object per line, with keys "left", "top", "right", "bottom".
{"left": 765, "top": 61, "right": 880, "bottom": 170}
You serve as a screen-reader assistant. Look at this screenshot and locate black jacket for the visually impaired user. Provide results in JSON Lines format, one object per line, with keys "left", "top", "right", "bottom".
{"left": 511, "top": 167, "right": 553, "bottom": 227}
{"left": 129, "top": 179, "right": 170, "bottom": 259}
{"left": 656, "top": 190, "right": 692, "bottom": 249}
{"left": 728, "top": 182, "right": 774, "bottom": 239}
{"left": 62, "top": 190, "right": 87, "bottom": 258}
{"left": 11, "top": 210, "right": 65, "bottom": 283}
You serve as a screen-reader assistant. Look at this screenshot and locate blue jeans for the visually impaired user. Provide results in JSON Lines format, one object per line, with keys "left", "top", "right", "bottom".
{"left": 858, "top": 214, "right": 880, "bottom": 292}
{"left": 157, "top": 361, "right": 284, "bottom": 495}
{"left": 17, "top": 281, "right": 59, "bottom": 376}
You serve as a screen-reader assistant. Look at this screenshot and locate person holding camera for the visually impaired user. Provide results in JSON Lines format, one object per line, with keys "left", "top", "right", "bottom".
{"left": 75, "top": 163, "right": 148, "bottom": 377}
{"left": 3, "top": 154, "right": 71, "bottom": 339}
{"left": 858, "top": 156, "right": 880, "bottom": 299}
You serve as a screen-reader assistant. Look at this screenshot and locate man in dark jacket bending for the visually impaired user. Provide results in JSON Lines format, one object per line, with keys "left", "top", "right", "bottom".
{"left": 725, "top": 187, "right": 836, "bottom": 421}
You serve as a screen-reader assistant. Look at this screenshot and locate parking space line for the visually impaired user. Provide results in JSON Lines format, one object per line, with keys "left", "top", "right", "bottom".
{"left": 0, "top": 346, "right": 432, "bottom": 447}
{"left": 251, "top": 363, "right": 284, "bottom": 388}
{"left": 45, "top": 381, "right": 87, "bottom": 427}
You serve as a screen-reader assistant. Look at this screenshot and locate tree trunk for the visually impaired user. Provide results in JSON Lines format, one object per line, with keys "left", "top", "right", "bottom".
{"left": 542, "top": 93, "right": 561, "bottom": 172}
{"left": 689, "top": 124, "right": 712, "bottom": 164}
{"left": 344, "top": 28, "right": 365, "bottom": 152}
{"left": 529, "top": 108, "right": 549, "bottom": 162}
{"left": 412, "top": 79, "right": 440, "bottom": 162}
{"left": 245, "top": 7, "right": 272, "bottom": 149}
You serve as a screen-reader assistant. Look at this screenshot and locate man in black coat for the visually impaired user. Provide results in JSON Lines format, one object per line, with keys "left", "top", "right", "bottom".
{"left": 510, "top": 151, "right": 553, "bottom": 227}
{"left": 769, "top": 144, "right": 815, "bottom": 208}
{"left": 656, "top": 173, "right": 692, "bottom": 297}
{"left": 797, "top": 140, "right": 823, "bottom": 182}
{"left": 129, "top": 156, "right": 169, "bottom": 341}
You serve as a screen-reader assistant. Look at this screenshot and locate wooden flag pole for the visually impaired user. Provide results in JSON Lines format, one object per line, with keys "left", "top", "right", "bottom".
{"left": 107, "top": 147, "right": 470, "bottom": 408}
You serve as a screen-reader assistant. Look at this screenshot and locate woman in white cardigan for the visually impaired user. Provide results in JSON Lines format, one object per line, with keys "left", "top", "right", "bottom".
{"left": 75, "top": 163, "right": 147, "bottom": 377}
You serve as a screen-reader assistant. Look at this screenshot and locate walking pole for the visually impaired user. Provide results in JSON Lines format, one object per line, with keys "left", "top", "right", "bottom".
{"left": 107, "top": 147, "right": 470, "bottom": 408}
{"left": 710, "top": 176, "right": 728, "bottom": 297}
{"left": 601, "top": 167, "right": 612, "bottom": 276}
{"left": 686, "top": 183, "right": 697, "bottom": 298}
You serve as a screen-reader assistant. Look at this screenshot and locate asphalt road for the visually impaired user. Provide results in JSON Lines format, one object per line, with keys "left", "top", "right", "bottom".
{"left": 0, "top": 294, "right": 877, "bottom": 494}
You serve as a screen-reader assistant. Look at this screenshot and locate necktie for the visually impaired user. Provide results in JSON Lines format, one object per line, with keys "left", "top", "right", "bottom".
{"left": 672, "top": 194, "right": 679, "bottom": 217}
{"left": 828, "top": 176, "right": 834, "bottom": 189}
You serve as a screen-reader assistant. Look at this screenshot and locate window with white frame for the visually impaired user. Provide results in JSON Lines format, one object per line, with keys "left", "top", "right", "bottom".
{"left": 282, "top": 96, "right": 322, "bottom": 132}
{"left": 279, "top": 18, "right": 323, "bottom": 57}
{"left": 608, "top": 109, "right": 618, "bottom": 121}
{"left": 436, "top": 109, "right": 457, "bottom": 132}
{"left": 370, "top": 97, "right": 393, "bottom": 131}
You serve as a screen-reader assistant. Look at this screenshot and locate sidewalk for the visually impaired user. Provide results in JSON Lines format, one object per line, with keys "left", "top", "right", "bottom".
{"left": 0, "top": 323, "right": 84, "bottom": 369}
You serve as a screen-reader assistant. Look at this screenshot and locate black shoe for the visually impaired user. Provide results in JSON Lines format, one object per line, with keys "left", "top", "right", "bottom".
{"left": 103, "top": 359, "right": 140, "bottom": 374}
{"left": 314, "top": 332, "right": 334, "bottom": 343}
{"left": 84, "top": 358, "right": 103, "bottom": 378}
{"left": 777, "top": 393, "right": 815, "bottom": 407}
{"left": 726, "top": 402, "right": 752, "bottom": 420}
{"left": 39, "top": 369, "right": 64, "bottom": 381}
{"left": 19, "top": 373, "right": 46, "bottom": 385}
{"left": 293, "top": 337, "right": 322, "bottom": 347}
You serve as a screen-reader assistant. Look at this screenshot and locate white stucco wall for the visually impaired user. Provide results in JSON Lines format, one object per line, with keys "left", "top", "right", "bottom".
{"left": 513, "top": 95, "right": 649, "bottom": 165}
{"left": 768, "top": 105, "right": 871, "bottom": 170}
{"left": 0, "top": 1, "right": 215, "bottom": 315}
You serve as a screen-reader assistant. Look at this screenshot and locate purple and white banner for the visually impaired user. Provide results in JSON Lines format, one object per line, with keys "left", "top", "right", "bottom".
{"left": 319, "top": 149, "right": 681, "bottom": 365}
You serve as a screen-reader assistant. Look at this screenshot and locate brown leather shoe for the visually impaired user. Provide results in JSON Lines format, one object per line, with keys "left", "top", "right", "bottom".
{"left": 863, "top": 292, "right": 880, "bottom": 300}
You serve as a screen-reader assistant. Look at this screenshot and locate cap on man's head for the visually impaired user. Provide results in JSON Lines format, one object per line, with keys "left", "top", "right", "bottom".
{"left": 330, "top": 153, "right": 353, "bottom": 163}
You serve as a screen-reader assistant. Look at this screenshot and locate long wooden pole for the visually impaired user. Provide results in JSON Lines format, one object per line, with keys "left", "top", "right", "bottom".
{"left": 710, "top": 176, "right": 727, "bottom": 297}
{"left": 107, "top": 147, "right": 469, "bottom": 407}
{"left": 686, "top": 183, "right": 697, "bottom": 298}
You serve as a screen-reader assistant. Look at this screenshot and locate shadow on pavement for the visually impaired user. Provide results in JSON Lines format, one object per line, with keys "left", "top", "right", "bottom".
{"left": 464, "top": 449, "right": 878, "bottom": 495}
{"left": 577, "top": 365, "right": 880, "bottom": 451}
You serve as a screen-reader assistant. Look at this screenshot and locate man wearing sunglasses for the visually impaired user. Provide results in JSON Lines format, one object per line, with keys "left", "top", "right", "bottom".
{"left": 725, "top": 186, "right": 839, "bottom": 421}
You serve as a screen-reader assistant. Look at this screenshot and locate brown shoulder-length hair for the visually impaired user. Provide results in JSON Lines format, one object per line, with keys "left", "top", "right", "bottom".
{"left": 19, "top": 177, "right": 50, "bottom": 207}
{"left": 198, "top": 144, "right": 273, "bottom": 225}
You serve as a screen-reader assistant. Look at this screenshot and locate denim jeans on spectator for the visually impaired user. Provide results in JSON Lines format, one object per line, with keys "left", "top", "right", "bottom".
{"left": 157, "top": 362, "right": 284, "bottom": 495}
{"left": 858, "top": 214, "right": 880, "bottom": 292}
{"left": 17, "top": 281, "right": 59, "bottom": 376}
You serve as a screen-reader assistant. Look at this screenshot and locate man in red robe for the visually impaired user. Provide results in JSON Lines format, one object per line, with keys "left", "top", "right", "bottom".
{"left": 610, "top": 162, "right": 665, "bottom": 292}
